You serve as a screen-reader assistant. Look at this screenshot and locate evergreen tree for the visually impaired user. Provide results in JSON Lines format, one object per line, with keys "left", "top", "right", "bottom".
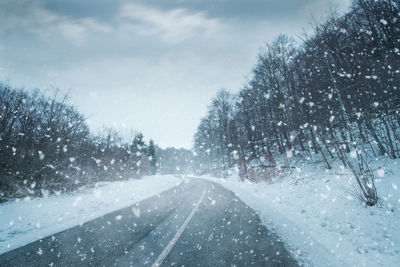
{"left": 147, "top": 139, "right": 158, "bottom": 175}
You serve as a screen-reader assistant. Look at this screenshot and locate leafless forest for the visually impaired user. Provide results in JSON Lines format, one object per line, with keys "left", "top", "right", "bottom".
{"left": 193, "top": 0, "right": 400, "bottom": 206}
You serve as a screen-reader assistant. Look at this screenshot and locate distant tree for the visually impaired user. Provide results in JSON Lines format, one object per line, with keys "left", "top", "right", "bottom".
{"left": 147, "top": 140, "right": 158, "bottom": 175}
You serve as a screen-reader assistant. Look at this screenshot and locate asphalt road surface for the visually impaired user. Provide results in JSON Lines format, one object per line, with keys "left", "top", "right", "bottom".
{"left": 0, "top": 178, "right": 299, "bottom": 266}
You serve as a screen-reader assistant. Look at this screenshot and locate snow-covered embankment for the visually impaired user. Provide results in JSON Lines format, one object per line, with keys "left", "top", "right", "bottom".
{"left": 199, "top": 159, "right": 400, "bottom": 267}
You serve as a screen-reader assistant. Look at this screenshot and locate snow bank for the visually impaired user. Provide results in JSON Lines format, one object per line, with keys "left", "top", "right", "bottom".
{"left": 0, "top": 175, "right": 182, "bottom": 254}
{"left": 198, "top": 158, "right": 400, "bottom": 267}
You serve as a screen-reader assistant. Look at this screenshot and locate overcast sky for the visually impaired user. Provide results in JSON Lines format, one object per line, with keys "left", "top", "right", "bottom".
{"left": 0, "top": 0, "right": 351, "bottom": 149}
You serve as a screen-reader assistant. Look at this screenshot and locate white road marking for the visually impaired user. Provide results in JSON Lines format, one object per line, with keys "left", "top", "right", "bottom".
{"left": 152, "top": 183, "right": 206, "bottom": 267}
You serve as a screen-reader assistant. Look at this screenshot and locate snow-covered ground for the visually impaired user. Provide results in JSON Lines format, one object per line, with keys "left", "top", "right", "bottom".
{"left": 0, "top": 175, "right": 182, "bottom": 254}
{"left": 2, "top": 163, "right": 399, "bottom": 266}
{"left": 198, "top": 158, "right": 400, "bottom": 267}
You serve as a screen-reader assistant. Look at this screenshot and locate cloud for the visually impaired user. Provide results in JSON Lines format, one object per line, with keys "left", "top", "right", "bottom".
{"left": 298, "top": 0, "right": 352, "bottom": 22}
{"left": 56, "top": 18, "right": 112, "bottom": 44}
{"left": 119, "top": 3, "right": 225, "bottom": 44}
{"left": 0, "top": 0, "right": 111, "bottom": 44}
{"left": 0, "top": 1, "right": 226, "bottom": 45}
{"left": 246, "top": 0, "right": 352, "bottom": 43}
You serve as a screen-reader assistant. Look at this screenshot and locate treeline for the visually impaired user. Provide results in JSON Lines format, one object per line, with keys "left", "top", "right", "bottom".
{"left": 157, "top": 147, "right": 195, "bottom": 174}
{"left": 0, "top": 84, "right": 158, "bottom": 201}
{"left": 194, "top": 0, "right": 400, "bottom": 206}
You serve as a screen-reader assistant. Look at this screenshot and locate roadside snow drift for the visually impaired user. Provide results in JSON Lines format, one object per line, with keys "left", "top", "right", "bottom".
{"left": 0, "top": 175, "right": 182, "bottom": 254}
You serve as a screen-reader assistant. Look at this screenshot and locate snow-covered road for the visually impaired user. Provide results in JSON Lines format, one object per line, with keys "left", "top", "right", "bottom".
{"left": 1, "top": 161, "right": 399, "bottom": 267}
{"left": 0, "top": 178, "right": 298, "bottom": 266}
